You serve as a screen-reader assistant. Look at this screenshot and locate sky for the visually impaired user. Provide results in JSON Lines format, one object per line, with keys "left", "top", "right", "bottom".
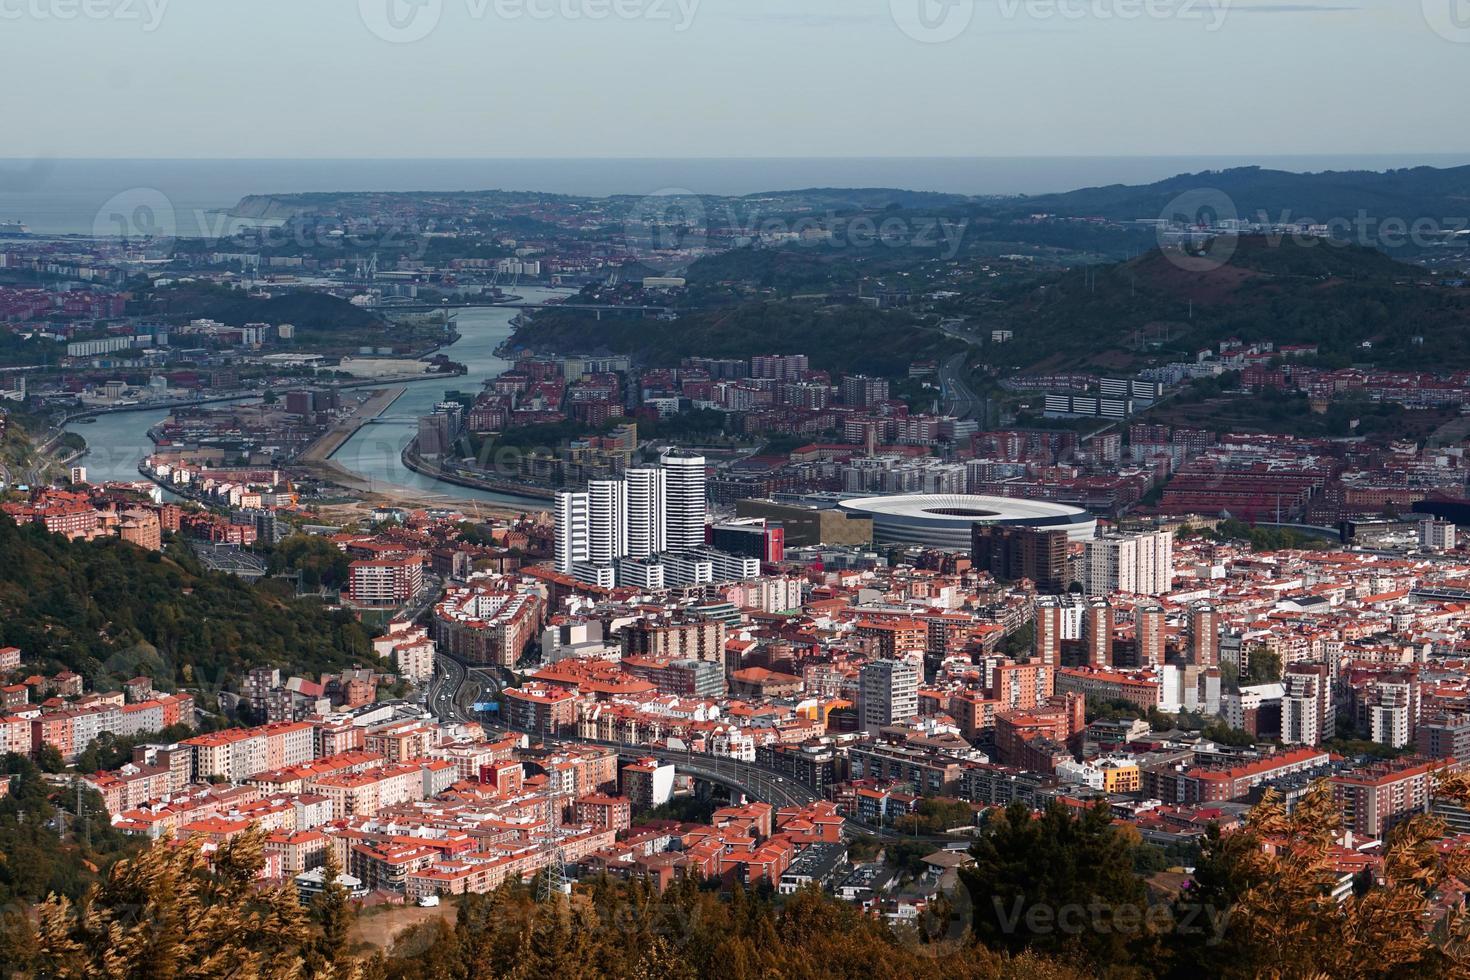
{"left": 0, "top": 0, "right": 1465, "bottom": 160}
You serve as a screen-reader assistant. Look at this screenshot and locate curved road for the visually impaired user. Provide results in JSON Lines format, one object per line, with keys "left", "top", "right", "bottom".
{"left": 430, "top": 650, "right": 818, "bottom": 807}
{"left": 429, "top": 652, "right": 975, "bottom": 845}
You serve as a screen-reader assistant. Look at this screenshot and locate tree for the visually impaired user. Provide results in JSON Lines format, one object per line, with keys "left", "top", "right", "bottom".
{"left": 33, "top": 742, "right": 66, "bottom": 773}
{"left": 27, "top": 827, "right": 321, "bottom": 979}
{"left": 890, "top": 797, "right": 976, "bottom": 836}
{"left": 309, "top": 848, "right": 356, "bottom": 975}
{"left": 1244, "top": 647, "right": 1282, "bottom": 685}
{"left": 961, "top": 801, "right": 1158, "bottom": 975}
{"left": 1199, "top": 720, "right": 1257, "bottom": 748}
{"left": 1167, "top": 776, "right": 1470, "bottom": 979}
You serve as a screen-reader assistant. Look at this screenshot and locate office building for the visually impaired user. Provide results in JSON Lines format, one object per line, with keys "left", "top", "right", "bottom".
{"left": 1421, "top": 519, "right": 1457, "bottom": 552}
{"left": 1418, "top": 714, "right": 1470, "bottom": 760}
{"left": 841, "top": 375, "right": 890, "bottom": 408}
{"left": 1083, "top": 600, "right": 1115, "bottom": 668}
{"left": 750, "top": 354, "right": 809, "bottom": 380}
{"left": 1330, "top": 758, "right": 1443, "bottom": 839}
{"left": 554, "top": 492, "right": 590, "bottom": 575}
{"left": 711, "top": 519, "right": 785, "bottom": 563}
{"left": 586, "top": 480, "right": 628, "bottom": 567}
{"left": 1281, "top": 663, "right": 1334, "bottom": 745}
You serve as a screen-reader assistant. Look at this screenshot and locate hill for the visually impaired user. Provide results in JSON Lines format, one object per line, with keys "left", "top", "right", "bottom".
{"left": 972, "top": 236, "right": 1470, "bottom": 373}
{"left": 0, "top": 515, "right": 382, "bottom": 694}
{"left": 149, "top": 284, "right": 384, "bottom": 335}
{"left": 510, "top": 301, "right": 966, "bottom": 377}
{"left": 1007, "top": 164, "right": 1470, "bottom": 225}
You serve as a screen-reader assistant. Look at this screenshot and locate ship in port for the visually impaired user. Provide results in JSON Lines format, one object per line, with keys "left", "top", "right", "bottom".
{"left": 0, "top": 220, "right": 29, "bottom": 235}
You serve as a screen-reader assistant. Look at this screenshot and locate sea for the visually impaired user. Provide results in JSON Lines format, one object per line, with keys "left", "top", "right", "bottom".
{"left": 5, "top": 155, "right": 1470, "bottom": 238}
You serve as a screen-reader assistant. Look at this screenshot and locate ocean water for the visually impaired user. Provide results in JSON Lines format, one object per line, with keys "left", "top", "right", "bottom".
{"left": 4, "top": 155, "right": 1470, "bottom": 237}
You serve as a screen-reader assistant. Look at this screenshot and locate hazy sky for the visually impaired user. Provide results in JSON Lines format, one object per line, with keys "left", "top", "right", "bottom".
{"left": 0, "top": 0, "right": 1465, "bottom": 159}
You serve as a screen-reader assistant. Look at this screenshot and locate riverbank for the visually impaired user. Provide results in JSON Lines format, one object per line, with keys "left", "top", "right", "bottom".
{"left": 400, "top": 440, "right": 554, "bottom": 505}
{"left": 62, "top": 294, "right": 573, "bottom": 502}
{"left": 299, "top": 387, "right": 406, "bottom": 464}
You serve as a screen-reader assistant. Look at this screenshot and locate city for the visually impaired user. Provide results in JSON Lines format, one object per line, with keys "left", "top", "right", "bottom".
{"left": 3, "top": 3, "right": 1470, "bottom": 979}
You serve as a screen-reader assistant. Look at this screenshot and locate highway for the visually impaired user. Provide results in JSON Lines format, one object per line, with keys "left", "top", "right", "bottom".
{"left": 428, "top": 649, "right": 819, "bottom": 807}
{"left": 192, "top": 543, "right": 269, "bottom": 579}
{"left": 930, "top": 318, "right": 987, "bottom": 422}
{"left": 398, "top": 574, "right": 446, "bottom": 626}
{"left": 428, "top": 652, "right": 477, "bottom": 724}
{"left": 938, "top": 351, "right": 985, "bottom": 421}
{"left": 426, "top": 653, "right": 982, "bottom": 843}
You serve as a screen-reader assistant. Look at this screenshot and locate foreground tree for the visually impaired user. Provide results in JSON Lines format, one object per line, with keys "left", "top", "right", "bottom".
{"left": 1177, "top": 776, "right": 1470, "bottom": 979}
{"left": 960, "top": 800, "right": 1159, "bottom": 977}
{"left": 23, "top": 827, "right": 324, "bottom": 979}
{"left": 381, "top": 876, "right": 1086, "bottom": 980}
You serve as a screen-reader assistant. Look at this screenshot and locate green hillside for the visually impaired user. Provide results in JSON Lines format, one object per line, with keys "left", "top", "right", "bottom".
{"left": 974, "top": 236, "right": 1470, "bottom": 373}
{"left": 149, "top": 284, "right": 384, "bottom": 334}
{"left": 1009, "top": 164, "right": 1470, "bottom": 225}
{"left": 0, "top": 515, "right": 381, "bottom": 693}
{"left": 511, "top": 301, "right": 965, "bottom": 377}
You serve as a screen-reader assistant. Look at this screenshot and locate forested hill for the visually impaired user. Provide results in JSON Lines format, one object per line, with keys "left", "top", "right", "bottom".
{"left": 973, "top": 236, "right": 1470, "bottom": 373}
{"left": 1004, "top": 164, "right": 1470, "bottom": 223}
{"left": 510, "top": 302, "right": 965, "bottom": 377}
{"left": 0, "top": 515, "right": 381, "bottom": 692}
{"left": 147, "top": 283, "right": 383, "bottom": 333}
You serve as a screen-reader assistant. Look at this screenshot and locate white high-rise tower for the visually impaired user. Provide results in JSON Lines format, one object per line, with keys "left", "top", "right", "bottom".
{"left": 661, "top": 451, "right": 707, "bottom": 553}
{"left": 625, "top": 467, "right": 667, "bottom": 559}
{"left": 554, "top": 492, "right": 589, "bottom": 574}
{"left": 586, "top": 479, "right": 628, "bottom": 567}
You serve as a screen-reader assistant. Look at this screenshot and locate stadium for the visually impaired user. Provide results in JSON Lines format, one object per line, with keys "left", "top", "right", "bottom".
{"left": 839, "top": 494, "right": 1097, "bottom": 550}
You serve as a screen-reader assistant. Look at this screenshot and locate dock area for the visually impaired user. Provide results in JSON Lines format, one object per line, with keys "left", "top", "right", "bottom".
{"left": 298, "top": 387, "right": 405, "bottom": 464}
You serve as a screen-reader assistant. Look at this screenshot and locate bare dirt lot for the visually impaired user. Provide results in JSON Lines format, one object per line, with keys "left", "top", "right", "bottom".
{"left": 350, "top": 901, "right": 457, "bottom": 952}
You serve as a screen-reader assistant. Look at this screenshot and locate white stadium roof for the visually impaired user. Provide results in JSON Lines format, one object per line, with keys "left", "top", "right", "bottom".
{"left": 839, "top": 494, "right": 1097, "bottom": 550}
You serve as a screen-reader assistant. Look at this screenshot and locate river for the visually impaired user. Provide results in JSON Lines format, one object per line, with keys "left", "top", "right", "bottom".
{"left": 65, "top": 286, "right": 574, "bottom": 508}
